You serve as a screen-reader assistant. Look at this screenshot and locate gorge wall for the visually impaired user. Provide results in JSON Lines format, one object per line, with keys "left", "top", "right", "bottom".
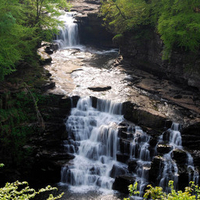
{"left": 118, "top": 27, "right": 200, "bottom": 91}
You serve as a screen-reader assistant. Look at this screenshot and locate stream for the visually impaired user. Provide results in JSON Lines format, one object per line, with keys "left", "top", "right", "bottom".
{"left": 45, "top": 11, "right": 130, "bottom": 200}
{"left": 44, "top": 12, "right": 199, "bottom": 200}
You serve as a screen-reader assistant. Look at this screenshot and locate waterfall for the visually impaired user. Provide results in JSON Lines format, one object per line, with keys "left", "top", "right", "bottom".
{"left": 54, "top": 12, "right": 79, "bottom": 48}
{"left": 125, "top": 125, "right": 151, "bottom": 196}
{"left": 158, "top": 122, "right": 199, "bottom": 192}
{"left": 60, "top": 97, "right": 124, "bottom": 192}
{"left": 59, "top": 98, "right": 199, "bottom": 196}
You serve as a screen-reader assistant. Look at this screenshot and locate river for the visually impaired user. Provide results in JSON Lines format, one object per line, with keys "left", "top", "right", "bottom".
{"left": 44, "top": 11, "right": 130, "bottom": 200}
{"left": 43, "top": 12, "right": 199, "bottom": 200}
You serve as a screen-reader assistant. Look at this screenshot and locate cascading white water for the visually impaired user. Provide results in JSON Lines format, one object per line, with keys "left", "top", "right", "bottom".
{"left": 158, "top": 122, "right": 199, "bottom": 191}
{"left": 54, "top": 12, "right": 79, "bottom": 48}
{"left": 60, "top": 97, "right": 124, "bottom": 193}
{"left": 187, "top": 152, "right": 199, "bottom": 183}
{"left": 59, "top": 97, "right": 199, "bottom": 197}
{"left": 128, "top": 126, "right": 151, "bottom": 196}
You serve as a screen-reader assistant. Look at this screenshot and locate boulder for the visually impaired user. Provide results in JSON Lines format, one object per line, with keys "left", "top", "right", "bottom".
{"left": 157, "top": 144, "right": 173, "bottom": 156}
{"left": 88, "top": 86, "right": 111, "bottom": 91}
{"left": 37, "top": 47, "right": 52, "bottom": 65}
{"left": 112, "top": 175, "right": 136, "bottom": 194}
{"left": 110, "top": 164, "right": 128, "bottom": 178}
{"left": 117, "top": 153, "right": 130, "bottom": 164}
{"left": 128, "top": 159, "right": 138, "bottom": 172}
{"left": 172, "top": 149, "right": 188, "bottom": 166}
{"left": 41, "top": 81, "right": 55, "bottom": 92}
{"left": 149, "top": 156, "right": 164, "bottom": 186}
{"left": 122, "top": 101, "right": 166, "bottom": 130}
{"left": 182, "top": 122, "right": 200, "bottom": 150}
{"left": 119, "top": 138, "right": 131, "bottom": 155}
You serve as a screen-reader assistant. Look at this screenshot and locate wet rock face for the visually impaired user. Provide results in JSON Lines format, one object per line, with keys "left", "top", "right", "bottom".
{"left": 69, "top": 0, "right": 115, "bottom": 47}
{"left": 76, "top": 14, "right": 114, "bottom": 47}
{"left": 122, "top": 101, "right": 166, "bottom": 130}
{"left": 182, "top": 122, "right": 200, "bottom": 150}
{"left": 118, "top": 28, "right": 200, "bottom": 91}
{"left": 149, "top": 156, "right": 164, "bottom": 186}
{"left": 21, "top": 94, "right": 73, "bottom": 186}
{"left": 112, "top": 175, "right": 136, "bottom": 194}
{"left": 181, "top": 122, "right": 200, "bottom": 168}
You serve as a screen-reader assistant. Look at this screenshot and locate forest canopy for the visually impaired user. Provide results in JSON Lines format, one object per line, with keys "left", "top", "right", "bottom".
{"left": 0, "top": 0, "right": 71, "bottom": 81}
{"left": 100, "top": 0, "right": 200, "bottom": 59}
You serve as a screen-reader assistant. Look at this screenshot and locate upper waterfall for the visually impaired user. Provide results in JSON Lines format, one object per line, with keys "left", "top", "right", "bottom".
{"left": 54, "top": 12, "right": 79, "bottom": 48}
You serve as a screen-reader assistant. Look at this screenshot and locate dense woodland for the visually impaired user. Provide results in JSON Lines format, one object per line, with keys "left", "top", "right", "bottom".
{"left": 0, "top": 0, "right": 71, "bottom": 81}
{"left": 100, "top": 0, "right": 200, "bottom": 59}
{"left": 0, "top": 0, "right": 71, "bottom": 188}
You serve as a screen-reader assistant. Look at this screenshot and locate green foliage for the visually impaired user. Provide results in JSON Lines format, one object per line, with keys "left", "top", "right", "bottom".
{"left": 156, "top": 0, "right": 200, "bottom": 59}
{"left": 23, "top": 0, "right": 71, "bottom": 41}
{"left": 100, "top": 0, "right": 150, "bottom": 34}
{"left": 0, "top": 90, "right": 42, "bottom": 167}
{"left": 100, "top": 0, "right": 200, "bottom": 59}
{"left": 0, "top": 181, "right": 64, "bottom": 200}
{"left": 0, "top": 0, "right": 71, "bottom": 81}
{"left": 124, "top": 181, "right": 200, "bottom": 200}
{"left": 124, "top": 182, "right": 140, "bottom": 200}
{"left": 0, "top": 163, "right": 4, "bottom": 168}
{"left": 0, "top": 0, "right": 37, "bottom": 80}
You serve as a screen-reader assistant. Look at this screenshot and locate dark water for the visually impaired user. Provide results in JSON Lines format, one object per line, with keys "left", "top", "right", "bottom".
{"left": 34, "top": 185, "right": 126, "bottom": 200}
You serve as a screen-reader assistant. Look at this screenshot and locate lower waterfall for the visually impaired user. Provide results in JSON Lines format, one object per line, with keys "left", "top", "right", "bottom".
{"left": 60, "top": 97, "right": 124, "bottom": 193}
{"left": 158, "top": 123, "right": 199, "bottom": 192}
{"left": 59, "top": 97, "right": 199, "bottom": 196}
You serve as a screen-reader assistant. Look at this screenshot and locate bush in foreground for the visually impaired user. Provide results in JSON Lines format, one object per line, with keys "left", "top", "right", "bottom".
{"left": 124, "top": 181, "right": 200, "bottom": 200}
{"left": 0, "top": 179, "right": 63, "bottom": 200}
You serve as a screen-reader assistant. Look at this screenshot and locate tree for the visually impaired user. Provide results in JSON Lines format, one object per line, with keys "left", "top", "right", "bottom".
{"left": 154, "top": 0, "right": 200, "bottom": 59}
{"left": 0, "top": 0, "right": 36, "bottom": 80}
{"left": 23, "top": 0, "right": 71, "bottom": 42}
{"left": 0, "top": 0, "right": 71, "bottom": 81}
{"left": 100, "top": 0, "right": 200, "bottom": 59}
{"left": 100, "top": 0, "right": 150, "bottom": 34}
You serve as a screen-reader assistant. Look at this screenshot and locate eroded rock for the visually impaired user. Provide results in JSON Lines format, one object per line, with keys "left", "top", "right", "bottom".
{"left": 88, "top": 85, "right": 111, "bottom": 91}
{"left": 112, "top": 175, "right": 136, "bottom": 194}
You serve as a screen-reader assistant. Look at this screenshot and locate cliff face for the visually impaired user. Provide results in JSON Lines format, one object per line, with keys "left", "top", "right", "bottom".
{"left": 118, "top": 28, "right": 200, "bottom": 91}
{"left": 69, "top": 0, "right": 115, "bottom": 47}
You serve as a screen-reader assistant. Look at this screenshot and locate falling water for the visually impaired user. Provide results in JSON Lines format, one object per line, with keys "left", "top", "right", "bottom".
{"left": 120, "top": 124, "right": 152, "bottom": 197}
{"left": 158, "top": 122, "right": 199, "bottom": 191}
{"left": 59, "top": 97, "right": 199, "bottom": 198}
{"left": 60, "top": 97, "right": 124, "bottom": 193}
{"left": 54, "top": 12, "right": 79, "bottom": 48}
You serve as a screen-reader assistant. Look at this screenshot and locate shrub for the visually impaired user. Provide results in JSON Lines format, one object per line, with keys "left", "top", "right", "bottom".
{"left": 0, "top": 181, "right": 64, "bottom": 200}
{"left": 124, "top": 181, "right": 200, "bottom": 200}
